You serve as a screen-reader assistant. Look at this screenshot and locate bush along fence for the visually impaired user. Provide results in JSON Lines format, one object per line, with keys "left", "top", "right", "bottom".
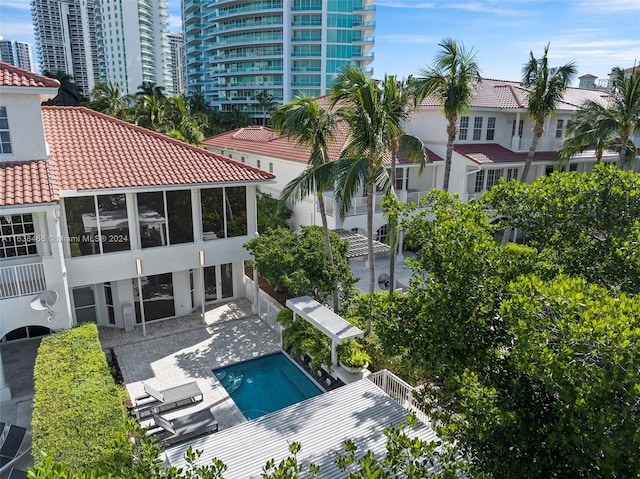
{"left": 32, "top": 322, "right": 128, "bottom": 471}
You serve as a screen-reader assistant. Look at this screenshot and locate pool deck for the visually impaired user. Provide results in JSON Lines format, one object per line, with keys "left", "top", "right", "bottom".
{"left": 99, "top": 299, "right": 282, "bottom": 431}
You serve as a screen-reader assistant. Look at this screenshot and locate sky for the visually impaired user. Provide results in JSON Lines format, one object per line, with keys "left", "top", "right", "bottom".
{"left": 0, "top": 0, "right": 639, "bottom": 85}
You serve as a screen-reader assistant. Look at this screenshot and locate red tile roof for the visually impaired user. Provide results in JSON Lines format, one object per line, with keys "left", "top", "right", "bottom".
{"left": 0, "top": 160, "right": 58, "bottom": 206}
{"left": 454, "top": 143, "right": 558, "bottom": 165}
{"left": 204, "top": 124, "right": 441, "bottom": 165}
{"left": 41, "top": 107, "right": 274, "bottom": 192}
{"left": 0, "top": 62, "right": 60, "bottom": 89}
{"left": 419, "top": 78, "right": 611, "bottom": 111}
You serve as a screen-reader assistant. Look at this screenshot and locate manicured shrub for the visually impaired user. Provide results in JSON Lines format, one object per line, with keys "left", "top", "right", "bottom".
{"left": 32, "top": 323, "right": 128, "bottom": 471}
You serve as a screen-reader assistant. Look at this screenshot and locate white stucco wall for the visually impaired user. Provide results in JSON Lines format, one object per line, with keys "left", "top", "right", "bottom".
{"left": 0, "top": 91, "right": 51, "bottom": 161}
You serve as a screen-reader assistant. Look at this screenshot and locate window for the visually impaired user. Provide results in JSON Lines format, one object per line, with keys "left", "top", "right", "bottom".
{"left": 104, "top": 282, "right": 115, "bottom": 324}
{"left": 473, "top": 117, "right": 483, "bottom": 141}
{"left": 189, "top": 269, "right": 196, "bottom": 309}
{"left": 555, "top": 119, "right": 564, "bottom": 138}
{"left": 568, "top": 163, "right": 578, "bottom": 172}
{"left": 241, "top": 156, "right": 245, "bottom": 163}
{"left": 376, "top": 224, "right": 388, "bottom": 244}
{"left": 458, "top": 116, "right": 469, "bottom": 140}
{"left": 73, "top": 287, "right": 97, "bottom": 323}
{"left": 486, "top": 169, "right": 503, "bottom": 189}
{"left": 0, "top": 106, "right": 12, "bottom": 154}
{"left": 200, "top": 186, "right": 247, "bottom": 240}
{"left": 486, "top": 117, "right": 496, "bottom": 141}
{"left": 395, "top": 168, "right": 404, "bottom": 191}
{"left": 137, "top": 190, "right": 193, "bottom": 249}
{"left": 64, "top": 194, "right": 130, "bottom": 256}
{"left": 474, "top": 170, "right": 485, "bottom": 193}
{"left": 506, "top": 168, "right": 518, "bottom": 181}
{"left": 256, "top": 159, "right": 261, "bottom": 168}
{"left": 132, "top": 273, "right": 175, "bottom": 322}
{"left": 0, "top": 214, "right": 37, "bottom": 258}
{"left": 518, "top": 119, "right": 524, "bottom": 138}
{"left": 269, "top": 162, "right": 273, "bottom": 173}
{"left": 545, "top": 165, "right": 555, "bottom": 176}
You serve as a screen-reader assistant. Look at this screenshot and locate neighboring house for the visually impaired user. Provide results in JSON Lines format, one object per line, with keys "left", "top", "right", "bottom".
{"left": 0, "top": 62, "right": 274, "bottom": 345}
{"left": 405, "top": 77, "right": 625, "bottom": 201}
{"left": 204, "top": 125, "right": 442, "bottom": 243}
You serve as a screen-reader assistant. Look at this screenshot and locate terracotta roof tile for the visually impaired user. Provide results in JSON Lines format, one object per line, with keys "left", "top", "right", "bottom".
{"left": 41, "top": 107, "right": 274, "bottom": 192}
{"left": 0, "top": 160, "right": 58, "bottom": 206}
{"left": 0, "top": 62, "right": 60, "bottom": 88}
{"left": 419, "top": 77, "right": 611, "bottom": 111}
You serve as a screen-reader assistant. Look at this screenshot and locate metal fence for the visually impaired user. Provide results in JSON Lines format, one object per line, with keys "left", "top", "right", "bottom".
{"left": 0, "top": 262, "right": 46, "bottom": 299}
{"left": 369, "top": 369, "right": 431, "bottom": 425}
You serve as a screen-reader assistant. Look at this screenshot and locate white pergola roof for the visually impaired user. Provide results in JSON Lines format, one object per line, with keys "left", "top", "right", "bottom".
{"left": 165, "top": 379, "right": 440, "bottom": 478}
{"left": 286, "top": 296, "right": 363, "bottom": 342}
{"left": 334, "top": 229, "right": 390, "bottom": 259}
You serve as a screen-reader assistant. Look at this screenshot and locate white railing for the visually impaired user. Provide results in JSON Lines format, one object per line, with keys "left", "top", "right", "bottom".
{"left": 369, "top": 369, "right": 430, "bottom": 425}
{"left": 0, "top": 262, "right": 46, "bottom": 299}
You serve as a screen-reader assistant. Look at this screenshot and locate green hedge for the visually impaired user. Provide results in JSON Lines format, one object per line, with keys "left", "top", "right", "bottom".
{"left": 32, "top": 323, "right": 128, "bottom": 471}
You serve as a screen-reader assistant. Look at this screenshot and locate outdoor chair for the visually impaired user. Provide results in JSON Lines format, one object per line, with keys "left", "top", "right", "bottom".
{"left": 132, "top": 381, "right": 203, "bottom": 419}
{"left": 0, "top": 424, "right": 31, "bottom": 474}
{"left": 149, "top": 408, "right": 218, "bottom": 447}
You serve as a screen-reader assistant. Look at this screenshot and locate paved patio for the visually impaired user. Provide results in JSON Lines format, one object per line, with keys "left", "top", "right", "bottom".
{"left": 100, "top": 299, "right": 282, "bottom": 431}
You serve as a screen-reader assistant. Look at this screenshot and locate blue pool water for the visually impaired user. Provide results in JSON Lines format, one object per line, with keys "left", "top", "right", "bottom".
{"left": 212, "top": 352, "right": 324, "bottom": 420}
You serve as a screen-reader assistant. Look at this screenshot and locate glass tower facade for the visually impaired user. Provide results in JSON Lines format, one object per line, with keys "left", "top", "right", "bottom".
{"left": 183, "top": 0, "right": 375, "bottom": 119}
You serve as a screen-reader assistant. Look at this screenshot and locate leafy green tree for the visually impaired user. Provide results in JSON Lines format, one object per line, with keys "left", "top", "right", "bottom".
{"left": 135, "top": 89, "right": 168, "bottom": 132}
{"left": 262, "top": 442, "right": 320, "bottom": 479}
{"left": 207, "top": 108, "right": 253, "bottom": 136}
{"left": 485, "top": 164, "right": 640, "bottom": 293}
{"left": 244, "top": 226, "right": 356, "bottom": 303}
{"left": 255, "top": 89, "right": 277, "bottom": 126}
{"left": 413, "top": 38, "right": 481, "bottom": 191}
{"left": 86, "top": 79, "right": 132, "bottom": 119}
{"left": 257, "top": 192, "right": 292, "bottom": 233}
{"left": 165, "top": 93, "right": 208, "bottom": 145}
{"left": 272, "top": 96, "right": 341, "bottom": 308}
{"left": 519, "top": 44, "right": 576, "bottom": 182}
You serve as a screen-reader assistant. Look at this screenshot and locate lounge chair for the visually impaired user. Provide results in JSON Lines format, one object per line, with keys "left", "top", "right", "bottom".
{"left": 133, "top": 381, "right": 203, "bottom": 419}
{"left": 149, "top": 408, "right": 218, "bottom": 446}
{"left": 0, "top": 424, "right": 31, "bottom": 474}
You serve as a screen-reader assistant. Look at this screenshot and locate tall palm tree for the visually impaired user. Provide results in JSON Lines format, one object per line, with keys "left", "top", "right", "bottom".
{"left": 87, "top": 79, "right": 131, "bottom": 119}
{"left": 165, "top": 94, "right": 208, "bottom": 145}
{"left": 520, "top": 44, "right": 576, "bottom": 182}
{"left": 558, "top": 103, "right": 615, "bottom": 165}
{"left": 381, "top": 75, "right": 427, "bottom": 296}
{"left": 135, "top": 90, "right": 167, "bottom": 132}
{"left": 42, "top": 70, "right": 86, "bottom": 106}
{"left": 413, "top": 38, "right": 481, "bottom": 191}
{"left": 594, "top": 67, "right": 640, "bottom": 168}
{"left": 136, "top": 81, "right": 166, "bottom": 99}
{"left": 329, "top": 67, "right": 425, "bottom": 330}
{"left": 272, "top": 96, "right": 340, "bottom": 308}
{"left": 255, "top": 90, "right": 276, "bottom": 126}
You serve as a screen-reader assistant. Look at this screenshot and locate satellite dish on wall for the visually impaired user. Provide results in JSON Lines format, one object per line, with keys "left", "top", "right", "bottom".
{"left": 378, "top": 273, "right": 391, "bottom": 291}
{"left": 30, "top": 290, "right": 58, "bottom": 322}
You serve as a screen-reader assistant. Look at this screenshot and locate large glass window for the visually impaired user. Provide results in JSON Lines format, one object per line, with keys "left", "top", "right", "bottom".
{"left": 73, "top": 287, "right": 97, "bottom": 323}
{"left": 137, "top": 190, "right": 193, "bottom": 248}
{"left": 132, "top": 273, "right": 175, "bottom": 322}
{"left": 204, "top": 266, "right": 217, "bottom": 301}
{"left": 486, "top": 117, "right": 496, "bottom": 141}
{"left": 487, "top": 169, "right": 503, "bottom": 189}
{"left": 1, "top": 214, "right": 37, "bottom": 258}
{"left": 473, "top": 117, "right": 483, "bottom": 141}
{"left": 555, "top": 119, "right": 564, "bottom": 138}
{"left": 474, "top": 170, "right": 485, "bottom": 193}
{"left": 221, "top": 263, "right": 234, "bottom": 299}
{"left": 65, "top": 195, "right": 130, "bottom": 256}
{"left": 458, "top": 116, "right": 469, "bottom": 140}
{"left": 0, "top": 106, "right": 11, "bottom": 154}
{"left": 201, "top": 187, "right": 247, "bottom": 240}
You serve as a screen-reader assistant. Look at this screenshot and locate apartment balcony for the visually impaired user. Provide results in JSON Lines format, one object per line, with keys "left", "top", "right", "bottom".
{"left": 0, "top": 262, "right": 46, "bottom": 300}
{"left": 509, "top": 136, "right": 564, "bottom": 152}
{"left": 217, "top": 18, "right": 283, "bottom": 31}
{"left": 216, "top": 3, "right": 284, "bottom": 18}
{"left": 321, "top": 189, "right": 430, "bottom": 217}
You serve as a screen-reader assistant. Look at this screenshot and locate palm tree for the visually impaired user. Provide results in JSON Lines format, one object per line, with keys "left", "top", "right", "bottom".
{"left": 381, "top": 75, "right": 427, "bottom": 296}
{"left": 558, "top": 103, "right": 614, "bottom": 165}
{"left": 594, "top": 67, "right": 640, "bottom": 168}
{"left": 165, "top": 94, "right": 208, "bottom": 145}
{"left": 520, "top": 44, "right": 577, "bottom": 182}
{"left": 86, "top": 79, "right": 131, "bottom": 119}
{"left": 272, "top": 96, "right": 340, "bottom": 308}
{"left": 42, "top": 70, "right": 86, "bottom": 106}
{"left": 329, "top": 67, "right": 425, "bottom": 330}
{"left": 255, "top": 90, "right": 276, "bottom": 126}
{"left": 135, "top": 90, "right": 167, "bottom": 132}
{"left": 136, "top": 81, "right": 166, "bottom": 99}
{"left": 413, "top": 38, "right": 481, "bottom": 191}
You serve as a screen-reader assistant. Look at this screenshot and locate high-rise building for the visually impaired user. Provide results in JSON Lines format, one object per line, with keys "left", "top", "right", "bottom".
{"left": 183, "top": 0, "right": 375, "bottom": 119}
{"left": 31, "top": 0, "right": 172, "bottom": 97}
{"left": 169, "top": 32, "right": 186, "bottom": 94}
{"left": 30, "top": 0, "right": 99, "bottom": 97}
{"left": 0, "top": 39, "right": 34, "bottom": 72}
{"left": 94, "top": 0, "right": 172, "bottom": 95}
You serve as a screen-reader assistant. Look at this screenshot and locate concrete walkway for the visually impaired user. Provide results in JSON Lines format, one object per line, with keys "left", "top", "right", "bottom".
{"left": 101, "top": 299, "right": 281, "bottom": 431}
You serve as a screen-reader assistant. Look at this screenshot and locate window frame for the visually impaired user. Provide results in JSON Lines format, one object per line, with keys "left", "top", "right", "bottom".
{"left": 473, "top": 117, "right": 483, "bottom": 141}
{"left": 0, "top": 106, "right": 12, "bottom": 154}
{"left": 458, "top": 116, "right": 469, "bottom": 140}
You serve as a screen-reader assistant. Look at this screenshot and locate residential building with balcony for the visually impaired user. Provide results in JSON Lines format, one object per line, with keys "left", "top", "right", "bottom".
{"left": 0, "top": 62, "right": 274, "bottom": 347}
{"left": 95, "top": 0, "right": 173, "bottom": 95}
{"left": 0, "top": 39, "right": 34, "bottom": 72}
{"left": 169, "top": 32, "right": 186, "bottom": 94}
{"left": 30, "top": 0, "right": 100, "bottom": 97}
{"left": 183, "top": 0, "right": 375, "bottom": 120}
{"left": 404, "top": 77, "right": 631, "bottom": 203}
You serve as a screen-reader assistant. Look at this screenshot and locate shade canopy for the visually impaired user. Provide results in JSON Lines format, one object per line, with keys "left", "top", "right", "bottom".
{"left": 285, "top": 296, "right": 363, "bottom": 342}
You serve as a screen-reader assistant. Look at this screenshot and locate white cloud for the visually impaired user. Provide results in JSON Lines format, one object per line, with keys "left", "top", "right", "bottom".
{"left": 376, "top": 1, "right": 435, "bottom": 8}
{"left": 582, "top": 0, "right": 640, "bottom": 11}
{"left": 0, "top": 0, "right": 32, "bottom": 10}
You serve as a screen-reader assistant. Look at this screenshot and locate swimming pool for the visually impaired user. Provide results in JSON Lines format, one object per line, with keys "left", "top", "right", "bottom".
{"left": 213, "top": 352, "right": 324, "bottom": 420}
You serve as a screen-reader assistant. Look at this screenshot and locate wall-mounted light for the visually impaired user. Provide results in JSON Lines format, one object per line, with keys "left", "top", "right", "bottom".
{"left": 199, "top": 250, "right": 205, "bottom": 267}
{"left": 135, "top": 258, "right": 142, "bottom": 276}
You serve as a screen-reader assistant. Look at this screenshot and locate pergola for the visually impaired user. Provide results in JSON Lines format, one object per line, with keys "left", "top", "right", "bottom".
{"left": 285, "top": 295, "right": 364, "bottom": 368}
